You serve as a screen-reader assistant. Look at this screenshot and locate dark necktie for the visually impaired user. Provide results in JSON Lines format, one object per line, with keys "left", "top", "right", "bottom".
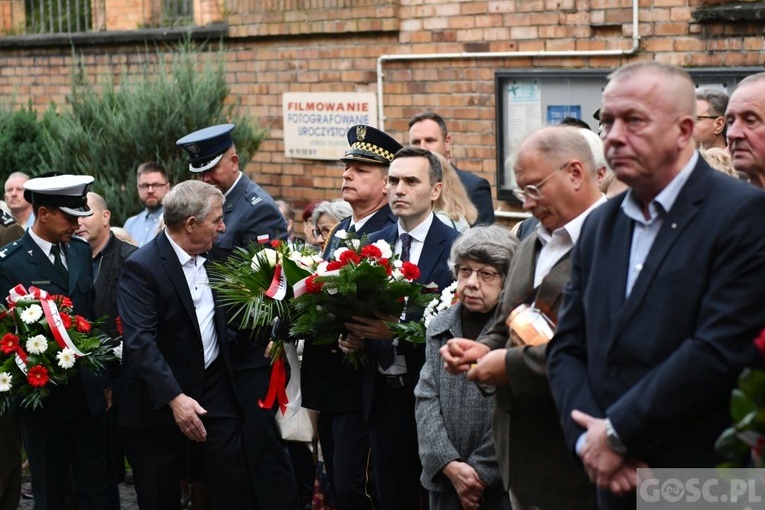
{"left": 399, "top": 233, "right": 412, "bottom": 262}
{"left": 348, "top": 224, "right": 356, "bottom": 234}
{"left": 380, "top": 233, "right": 414, "bottom": 370}
{"left": 51, "top": 244, "right": 68, "bottom": 279}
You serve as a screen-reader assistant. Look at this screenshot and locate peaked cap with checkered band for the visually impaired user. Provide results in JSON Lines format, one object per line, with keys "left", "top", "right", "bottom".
{"left": 341, "top": 124, "right": 403, "bottom": 166}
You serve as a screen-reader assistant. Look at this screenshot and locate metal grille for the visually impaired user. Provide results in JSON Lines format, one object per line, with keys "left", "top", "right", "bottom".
{"left": 24, "top": 0, "right": 91, "bottom": 33}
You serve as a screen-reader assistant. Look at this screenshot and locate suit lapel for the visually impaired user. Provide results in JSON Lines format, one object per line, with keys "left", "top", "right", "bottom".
{"left": 612, "top": 163, "right": 706, "bottom": 338}
{"left": 63, "top": 242, "right": 83, "bottom": 295}
{"left": 415, "top": 221, "right": 446, "bottom": 285}
{"left": 157, "top": 235, "right": 202, "bottom": 338}
{"left": 505, "top": 232, "right": 538, "bottom": 310}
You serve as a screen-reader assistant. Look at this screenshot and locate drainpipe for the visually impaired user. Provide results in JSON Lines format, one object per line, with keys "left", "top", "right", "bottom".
{"left": 376, "top": 0, "right": 640, "bottom": 131}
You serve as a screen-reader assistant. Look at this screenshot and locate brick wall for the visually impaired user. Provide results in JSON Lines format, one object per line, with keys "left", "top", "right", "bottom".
{"left": 1, "top": 0, "right": 764, "bottom": 224}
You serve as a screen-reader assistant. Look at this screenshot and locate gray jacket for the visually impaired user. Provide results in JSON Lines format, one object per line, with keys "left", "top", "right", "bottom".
{"left": 414, "top": 303, "right": 502, "bottom": 493}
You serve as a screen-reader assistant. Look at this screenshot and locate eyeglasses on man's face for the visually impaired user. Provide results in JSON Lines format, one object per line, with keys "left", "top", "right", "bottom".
{"left": 512, "top": 160, "right": 570, "bottom": 202}
{"left": 455, "top": 265, "right": 501, "bottom": 283}
{"left": 696, "top": 115, "right": 721, "bottom": 121}
{"left": 137, "top": 182, "right": 168, "bottom": 191}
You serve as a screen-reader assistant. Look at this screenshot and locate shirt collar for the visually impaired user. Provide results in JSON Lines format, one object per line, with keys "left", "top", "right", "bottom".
{"left": 143, "top": 206, "right": 163, "bottom": 220}
{"left": 537, "top": 194, "right": 607, "bottom": 246}
{"left": 223, "top": 172, "right": 243, "bottom": 198}
{"left": 165, "top": 231, "right": 206, "bottom": 267}
{"left": 398, "top": 212, "right": 434, "bottom": 243}
{"left": 94, "top": 233, "right": 114, "bottom": 260}
{"left": 620, "top": 151, "right": 698, "bottom": 224}
{"left": 29, "top": 228, "right": 55, "bottom": 256}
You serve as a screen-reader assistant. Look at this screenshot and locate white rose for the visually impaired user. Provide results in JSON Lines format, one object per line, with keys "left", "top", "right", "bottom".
{"left": 391, "top": 269, "right": 404, "bottom": 281}
{"left": 349, "top": 239, "right": 361, "bottom": 250}
{"left": 335, "top": 229, "right": 348, "bottom": 240}
{"left": 316, "top": 261, "right": 330, "bottom": 275}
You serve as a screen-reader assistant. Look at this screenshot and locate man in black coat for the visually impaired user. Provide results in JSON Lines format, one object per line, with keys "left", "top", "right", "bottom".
{"left": 408, "top": 112, "right": 495, "bottom": 225}
{"left": 0, "top": 174, "right": 119, "bottom": 510}
{"left": 118, "top": 180, "right": 251, "bottom": 509}
{"left": 76, "top": 191, "right": 137, "bottom": 483}
{"left": 304, "top": 124, "right": 402, "bottom": 509}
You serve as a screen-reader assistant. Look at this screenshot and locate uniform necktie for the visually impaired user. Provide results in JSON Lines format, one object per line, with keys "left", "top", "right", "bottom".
{"left": 51, "top": 244, "right": 68, "bottom": 279}
{"left": 399, "top": 233, "right": 412, "bottom": 262}
{"left": 347, "top": 224, "right": 356, "bottom": 234}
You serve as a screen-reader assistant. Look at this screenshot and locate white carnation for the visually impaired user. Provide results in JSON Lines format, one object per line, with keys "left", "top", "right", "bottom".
{"left": 372, "top": 240, "right": 393, "bottom": 259}
{"left": 335, "top": 229, "right": 348, "bottom": 240}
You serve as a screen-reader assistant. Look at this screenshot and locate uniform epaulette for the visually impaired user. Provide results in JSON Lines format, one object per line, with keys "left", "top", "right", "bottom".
{"left": 0, "top": 210, "right": 16, "bottom": 227}
{"left": 0, "top": 240, "right": 23, "bottom": 259}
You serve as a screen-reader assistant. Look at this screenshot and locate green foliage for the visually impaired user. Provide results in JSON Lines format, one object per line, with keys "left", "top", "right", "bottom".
{"left": 40, "top": 38, "right": 267, "bottom": 225}
{"left": 0, "top": 100, "right": 49, "bottom": 177}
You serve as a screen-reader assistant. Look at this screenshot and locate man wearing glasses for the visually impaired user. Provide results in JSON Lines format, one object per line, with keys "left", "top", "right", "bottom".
{"left": 693, "top": 88, "right": 729, "bottom": 150}
{"left": 442, "top": 125, "right": 605, "bottom": 510}
{"left": 123, "top": 162, "right": 171, "bottom": 246}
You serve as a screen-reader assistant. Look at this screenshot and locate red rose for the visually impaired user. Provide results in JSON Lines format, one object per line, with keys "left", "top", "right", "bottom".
{"left": 360, "top": 244, "right": 382, "bottom": 260}
{"left": 116, "top": 316, "right": 123, "bottom": 337}
{"left": 755, "top": 328, "right": 765, "bottom": 355}
{"left": 270, "top": 240, "right": 282, "bottom": 249}
{"left": 75, "top": 315, "right": 92, "bottom": 333}
{"left": 401, "top": 262, "right": 421, "bottom": 281}
{"left": 305, "top": 274, "right": 323, "bottom": 294}
{"left": 326, "top": 261, "right": 343, "bottom": 271}
{"left": 339, "top": 250, "right": 361, "bottom": 266}
{"left": 0, "top": 333, "right": 19, "bottom": 355}
{"left": 27, "top": 365, "right": 50, "bottom": 388}
{"left": 60, "top": 313, "right": 72, "bottom": 329}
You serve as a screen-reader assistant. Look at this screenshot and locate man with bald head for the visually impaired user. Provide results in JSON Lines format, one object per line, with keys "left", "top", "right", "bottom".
{"left": 442, "top": 125, "right": 603, "bottom": 510}
{"left": 547, "top": 62, "right": 765, "bottom": 509}
{"left": 726, "top": 72, "right": 765, "bottom": 187}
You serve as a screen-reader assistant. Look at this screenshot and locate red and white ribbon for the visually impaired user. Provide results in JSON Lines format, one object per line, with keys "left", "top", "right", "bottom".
{"left": 7, "top": 285, "right": 86, "bottom": 357}
{"left": 264, "top": 265, "right": 287, "bottom": 301}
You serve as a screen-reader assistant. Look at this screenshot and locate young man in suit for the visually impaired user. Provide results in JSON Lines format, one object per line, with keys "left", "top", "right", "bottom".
{"left": 177, "top": 124, "right": 298, "bottom": 509}
{"left": 303, "top": 124, "right": 401, "bottom": 509}
{"left": 408, "top": 111, "right": 495, "bottom": 225}
{"left": 547, "top": 62, "right": 765, "bottom": 509}
{"left": 0, "top": 174, "right": 119, "bottom": 510}
{"left": 442, "top": 126, "right": 605, "bottom": 510}
{"left": 341, "top": 146, "right": 460, "bottom": 509}
{"left": 118, "top": 180, "right": 251, "bottom": 509}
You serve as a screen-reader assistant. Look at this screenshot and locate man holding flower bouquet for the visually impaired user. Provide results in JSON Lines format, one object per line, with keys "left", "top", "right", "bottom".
{"left": 0, "top": 174, "right": 119, "bottom": 509}
{"left": 340, "top": 146, "right": 459, "bottom": 509}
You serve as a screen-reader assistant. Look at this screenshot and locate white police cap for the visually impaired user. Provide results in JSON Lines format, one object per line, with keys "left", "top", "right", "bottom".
{"left": 23, "top": 175, "right": 95, "bottom": 217}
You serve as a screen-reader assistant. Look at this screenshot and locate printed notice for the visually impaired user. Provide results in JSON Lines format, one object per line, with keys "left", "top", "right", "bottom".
{"left": 505, "top": 81, "right": 542, "bottom": 189}
{"left": 283, "top": 92, "right": 377, "bottom": 161}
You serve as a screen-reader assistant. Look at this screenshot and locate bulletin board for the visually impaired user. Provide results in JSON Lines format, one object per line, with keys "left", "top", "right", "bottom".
{"left": 495, "top": 68, "right": 764, "bottom": 202}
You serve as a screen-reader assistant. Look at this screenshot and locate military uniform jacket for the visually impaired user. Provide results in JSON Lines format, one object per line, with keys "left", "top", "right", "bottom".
{"left": 0, "top": 232, "right": 106, "bottom": 419}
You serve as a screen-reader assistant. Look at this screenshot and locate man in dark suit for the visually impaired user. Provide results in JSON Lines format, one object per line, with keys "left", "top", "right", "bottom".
{"left": 177, "top": 124, "right": 298, "bottom": 509}
{"left": 547, "top": 62, "right": 765, "bottom": 510}
{"left": 303, "top": 124, "right": 400, "bottom": 509}
{"left": 442, "top": 125, "right": 604, "bottom": 510}
{"left": 408, "top": 111, "right": 495, "bottom": 225}
{"left": 0, "top": 174, "right": 119, "bottom": 510}
{"left": 341, "top": 146, "right": 459, "bottom": 509}
{"left": 118, "top": 180, "right": 251, "bottom": 509}
{"left": 76, "top": 191, "right": 137, "bottom": 483}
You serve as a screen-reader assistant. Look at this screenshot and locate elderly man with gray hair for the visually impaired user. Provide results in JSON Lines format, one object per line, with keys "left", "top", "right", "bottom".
{"left": 118, "top": 180, "right": 252, "bottom": 509}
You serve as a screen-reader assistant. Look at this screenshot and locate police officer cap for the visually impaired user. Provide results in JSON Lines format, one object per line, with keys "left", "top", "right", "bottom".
{"left": 341, "top": 125, "right": 403, "bottom": 166}
{"left": 176, "top": 124, "right": 235, "bottom": 173}
{"left": 24, "top": 174, "right": 94, "bottom": 218}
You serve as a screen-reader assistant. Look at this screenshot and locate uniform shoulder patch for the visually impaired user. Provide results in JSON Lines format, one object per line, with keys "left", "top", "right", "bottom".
{"left": 250, "top": 196, "right": 262, "bottom": 207}
{"left": 0, "top": 210, "right": 16, "bottom": 227}
{"left": 0, "top": 240, "right": 22, "bottom": 259}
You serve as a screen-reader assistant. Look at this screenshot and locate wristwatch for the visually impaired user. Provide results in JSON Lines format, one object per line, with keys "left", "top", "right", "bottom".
{"left": 605, "top": 418, "right": 628, "bottom": 454}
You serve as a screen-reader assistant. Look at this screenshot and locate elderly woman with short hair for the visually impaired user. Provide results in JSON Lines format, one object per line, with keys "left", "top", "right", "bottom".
{"left": 415, "top": 225, "right": 518, "bottom": 510}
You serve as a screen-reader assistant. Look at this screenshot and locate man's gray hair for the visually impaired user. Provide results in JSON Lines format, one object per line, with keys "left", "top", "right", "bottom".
{"left": 163, "top": 180, "right": 224, "bottom": 229}
{"left": 312, "top": 199, "right": 352, "bottom": 225}
{"left": 447, "top": 225, "right": 519, "bottom": 278}
{"left": 695, "top": 88, "right": 729, "bottom": 118}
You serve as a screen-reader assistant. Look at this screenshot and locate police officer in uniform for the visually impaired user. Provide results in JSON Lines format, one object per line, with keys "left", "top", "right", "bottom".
{"left": 0, "top": 174, "right": 119, "bottom": 510}
{"left": 177, "top": 124, "right": 298, "bottom": 509}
